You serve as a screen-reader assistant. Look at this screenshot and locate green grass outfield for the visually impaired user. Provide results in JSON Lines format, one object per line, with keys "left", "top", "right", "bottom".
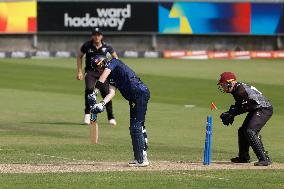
{"left": 0, "top": 58, "right": 284, "bottom": 188}
{"left": 1, "top": 170, "right": 284, "bottom": 189}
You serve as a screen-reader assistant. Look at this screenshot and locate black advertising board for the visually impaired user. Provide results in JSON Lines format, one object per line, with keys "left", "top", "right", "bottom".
{"left": 37, "top": 2, "right": 157, "bottom": 33}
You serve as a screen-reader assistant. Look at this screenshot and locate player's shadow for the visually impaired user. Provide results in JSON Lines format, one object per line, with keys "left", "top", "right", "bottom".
{"left": 24, "top": 121, "right": 81, "bottom": 126}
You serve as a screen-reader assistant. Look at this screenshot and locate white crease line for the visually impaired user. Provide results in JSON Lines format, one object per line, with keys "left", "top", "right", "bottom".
{"left": 178, "top": 173, "right": 229, "bottom": 181}
{"left": 36, "top": 154, "right": 74, "bottom": 160}
{"left": 36, "top": 153, "right": 92, "bottom": 163}
{"left": 204, "top": 175, "right": 229, "bottom": 181}
{"left": 0, "top": 147, "right": 91, "bottom": 163}
{"left": 0, "top": 147, "right": 16, "bottom": 151}
{"left": 184, "top": 105, "right": 196, "bottom": 108}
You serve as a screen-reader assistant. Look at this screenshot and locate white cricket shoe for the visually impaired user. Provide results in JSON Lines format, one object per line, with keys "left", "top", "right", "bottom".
{"left": 109, "top": 118, "right": 117, "bottom": 126}
{"left": 128, "top": 156, "right": 149, "bottom": 167}
{"left": 83, "top": 114, "right": 91, "bottom": 125}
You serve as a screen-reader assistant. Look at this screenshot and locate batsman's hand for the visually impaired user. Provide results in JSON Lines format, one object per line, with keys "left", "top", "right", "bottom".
{"left": 87, "top": 92, "right": 97, "bottom": 107}
{"left": 220, "top": 112, "right": 234, "bottom": 126}
{"left": 90, "top": 101, "right": 105, "bottom": 114}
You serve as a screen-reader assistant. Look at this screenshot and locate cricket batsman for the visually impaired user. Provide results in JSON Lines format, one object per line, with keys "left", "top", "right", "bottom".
{"left": 218, "top": 72, "right": 273, "bottom": 166}
{"left": 88, "top": 56, "right": 150, "bottom": 167}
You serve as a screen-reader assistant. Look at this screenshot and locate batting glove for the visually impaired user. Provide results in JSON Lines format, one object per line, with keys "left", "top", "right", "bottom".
{"left": 90, "top": 101, "right": 106, "bottom": 114}
{"left": 87, "top": 91, "right": 97, "bottom": 107}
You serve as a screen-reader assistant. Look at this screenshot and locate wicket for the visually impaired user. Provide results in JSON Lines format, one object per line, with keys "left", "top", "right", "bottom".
{"left": 203, "top": 115, "right": 213, "bottom": 165}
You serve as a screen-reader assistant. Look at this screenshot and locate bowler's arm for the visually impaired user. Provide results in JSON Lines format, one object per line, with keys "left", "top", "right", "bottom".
{"left": 76, "top": 49, "right": 84, "bottom": 80}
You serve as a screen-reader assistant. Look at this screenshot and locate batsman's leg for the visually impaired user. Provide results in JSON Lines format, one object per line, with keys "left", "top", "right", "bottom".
{"left": 142, "top": 122, "right": 148, "bottom": 151}
{"left": 129, "top": 120, "right": 146, "bottom": 164}
{"left": 136, "top": 87, "right": 150, "bottom": 160}
{"left": 128, "top": 86, "right": 150, "bottom": 167}
{"left": 129, "top": 102, "right": 136, "bottom": 160}
{"left": 128, "top": 101, "right": 148, "bottom": 166}
{"left": 129, "top": 101, "right": 148, "bottom": 154}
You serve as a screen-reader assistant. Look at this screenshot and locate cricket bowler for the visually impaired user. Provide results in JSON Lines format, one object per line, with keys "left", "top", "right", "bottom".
{"left": 218, "top": 72, "right": 273, "bottom": 166}
{"left": 88, "top": 56, "right": 150, "bottom": 167}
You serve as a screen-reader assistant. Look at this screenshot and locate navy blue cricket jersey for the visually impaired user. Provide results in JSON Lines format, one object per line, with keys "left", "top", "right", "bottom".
{"left": 106, "top": 59, "right": 147, "bottom": 101}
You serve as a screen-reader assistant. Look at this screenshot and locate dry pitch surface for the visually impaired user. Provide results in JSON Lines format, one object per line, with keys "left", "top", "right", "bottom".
{"left": 1, "top": 161, "right": 284, "bottom": 173}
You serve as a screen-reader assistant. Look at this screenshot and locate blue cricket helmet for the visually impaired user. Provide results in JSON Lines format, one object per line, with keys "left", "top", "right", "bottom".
{"left": 90, "top": 55, "right": 107, "bottom": 69}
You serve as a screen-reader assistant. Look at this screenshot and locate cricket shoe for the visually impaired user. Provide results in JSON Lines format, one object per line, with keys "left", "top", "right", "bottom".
{"left": 254, "top": 159, "right": 272, "bottom": 166}
{"left": 128, "top": 157, "right": 149, "bottom": 167}
{"left": 254, "top": 154, "right": 272, "bottom": 166}
{"left": 109, "top": 118, "right": 117, "bottom": 126}
{"left": 83, "top": 114, "right": 91, "bottom": 125}
{"left": 230, "top": 157, "right": 250, "bottom": 163}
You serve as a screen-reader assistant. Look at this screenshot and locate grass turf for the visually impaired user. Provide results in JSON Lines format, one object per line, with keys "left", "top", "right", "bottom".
{"left": 1, "top": 170, "right": 284, "bottom": 189}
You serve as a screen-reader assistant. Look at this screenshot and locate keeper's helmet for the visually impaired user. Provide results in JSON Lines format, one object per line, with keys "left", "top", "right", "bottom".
{"left": 218, "top": 72, "right": 237, "bottom": 92}
{"left": 90, "top": 55, "right": 108, "bottom": 69}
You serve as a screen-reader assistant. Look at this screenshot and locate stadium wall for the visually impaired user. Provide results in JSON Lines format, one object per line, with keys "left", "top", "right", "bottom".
{"left": 0, "top": 35, "right": 283, "bottom": 52}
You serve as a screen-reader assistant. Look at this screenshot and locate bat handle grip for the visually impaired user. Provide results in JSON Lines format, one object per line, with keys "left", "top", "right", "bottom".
{"left": 90, "top": 113, "right": 97, "bottom": 121}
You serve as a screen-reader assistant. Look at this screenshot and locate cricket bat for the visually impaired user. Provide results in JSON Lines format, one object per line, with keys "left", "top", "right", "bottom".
{"left": 90, "top": 113, "right": 98, "bottom": 144}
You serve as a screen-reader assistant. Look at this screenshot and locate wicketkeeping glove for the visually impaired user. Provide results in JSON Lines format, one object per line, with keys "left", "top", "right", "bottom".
{"left": 90, "top": 101, "right": 106, "bottom": 114}
{"left": 87, "top": 91, "right": 97, "bottom": 107}
{"left": 220, "top": 112, "right": 235, "bottom": 126}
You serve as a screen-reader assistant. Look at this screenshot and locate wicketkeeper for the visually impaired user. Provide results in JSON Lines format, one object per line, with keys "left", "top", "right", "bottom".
{"left": 88, "top": 56, "right": 150, "bottom": 167}
{"left": 218, "top": 72, "right": 273, "bottom": 166}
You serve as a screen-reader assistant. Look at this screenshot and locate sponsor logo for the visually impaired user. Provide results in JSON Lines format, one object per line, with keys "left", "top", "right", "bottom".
{"left": 251, "top": 51, "right": 272, "bottom": 58}
{"left": 273, "top": 51, "right": 284, "bottom": 58}
{"left": 213, "top": 52, "right": 229, "bottom": 58}
{"left": 234, "top": 51, "right": 250, "bottom": 56}
{"left": 55, "top": 51, "right": 71, "bottom": 57}
{"left": 191, "top": 51, "right": 207, "bottom": 55}
{"left": 230, "top": 51, "right": 250, "bottom": 59}
{"left": 88, "top": 49, "right": 94, "bottom": 53}
{"left": 35, "top": 51, "right": 50, "bottom": 57}
{"left": 108, "top": 78, "right": 116, "bottom": 86}
{"left": 0, "top": 52, "right": 6, "bottom": 58}
{"left": 185, "top": 51, "right": 208, "bottom": 59}
{"left": 208, "top": 51, "right": 229, "bottom": 59}
{"left": 144, "top": 51, "right": 159, "bottom": 58}
{"left": 164, "top": 51, "right": 186, "bottom": 58}
{"left": 64, "top": 4, "right": 131, "bottom": 31}
{"left": 124, "top": 50, "right": 138, "bottom": 58}
{"left": 11, "top": 51, "right": 26, "bottom": 58}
